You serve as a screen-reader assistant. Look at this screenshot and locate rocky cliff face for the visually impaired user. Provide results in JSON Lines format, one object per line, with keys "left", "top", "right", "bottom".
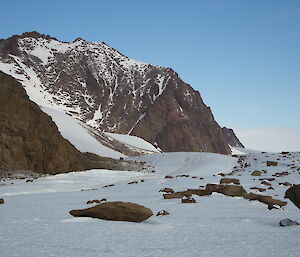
{"left": 0, "top": 32, "right": 231, "bottom": 154}
{"left": 0, "top": 71, "right": 140, "bottom": 174}
{"left": 222, "top": 127, "right": 244, "bottom": 148}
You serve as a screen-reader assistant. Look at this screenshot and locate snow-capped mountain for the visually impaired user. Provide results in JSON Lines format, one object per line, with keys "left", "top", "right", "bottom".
{"left": 0, "top": 32, "right": 230, "bottom": 154}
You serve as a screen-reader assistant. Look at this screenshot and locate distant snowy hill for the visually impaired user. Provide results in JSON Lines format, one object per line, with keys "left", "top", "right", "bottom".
{"left": 0, "top": 31, "right": 231, "bottom": 154}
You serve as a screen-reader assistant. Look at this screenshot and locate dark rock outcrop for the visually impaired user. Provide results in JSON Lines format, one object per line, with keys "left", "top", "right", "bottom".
{"left": 0, "top": 198, "right": 4, "bottom": 204}
{"left": 0, "top": 72, "right": 140, "bottom": 175}
{"left": 0, "top": 32, "right": 231, "bottom": 154}
{"left": 222, "top": 127, "right": 244, "bottom": 148}
{"left": 0, "top": 71, "right": 87, "bottom": 174}
{"left": 69, "top": 201, "right": 153, "bottom": 222}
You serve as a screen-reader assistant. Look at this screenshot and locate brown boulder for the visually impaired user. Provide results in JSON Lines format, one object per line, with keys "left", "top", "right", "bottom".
{"left": 285, "top": 184, "right": 300, "bottom": 209}
{"left": 218, "top": 185, "right": 247, "bottom": 197}
{"left": 70, "top": 201, "right": 153, "bottom": 222}
{"left": 267, "top": 161, "right": 278, "bottom": 166}
{"left": 205, "top": 183, "right": 246, "bottom": 197}
{"left": 251, "top": 170, "right": 262, "bottom": 176}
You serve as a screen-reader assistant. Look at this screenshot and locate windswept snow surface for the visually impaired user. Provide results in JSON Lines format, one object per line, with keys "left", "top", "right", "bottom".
{"left": 105, "top": 132, "right": 160, "bottom": 153}
{"left": 1, "top": 151, "right": 300, "bottom": 257}
{"left": 41, "top": 107, "right": 125, "bottom": 159}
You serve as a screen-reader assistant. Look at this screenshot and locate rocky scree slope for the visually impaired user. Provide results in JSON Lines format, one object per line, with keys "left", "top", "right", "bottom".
{"left": 0, "top": 32, "right": 230, "bottom": 154}
{"left": 0, "top": 71, "right": 141, "bottom": 175}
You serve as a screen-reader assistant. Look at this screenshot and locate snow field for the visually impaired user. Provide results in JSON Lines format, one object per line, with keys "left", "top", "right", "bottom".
{"left": 1, "top": 151, "right": 300, "bottom": 257}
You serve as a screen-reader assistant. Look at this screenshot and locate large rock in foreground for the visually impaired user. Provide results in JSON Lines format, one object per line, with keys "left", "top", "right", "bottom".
{"left": 285, "top": 184, "right": 300, "bottom": 209}
{"left": 69, "top": 201, "right": 153, "bottom": 222}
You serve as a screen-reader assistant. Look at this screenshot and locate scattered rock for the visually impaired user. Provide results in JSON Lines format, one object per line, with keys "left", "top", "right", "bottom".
{"left": 267, "top": 161, "right": 278, "bottom": 167}
{"left": 259, "top": 178, "right": 275, "bottom": 181}
{"left": 70, "top": 201, "right": 153, "bottom": 222}
{"left": 81, "top": 188, "right": 98, "bottom": 191}
{"left": 156, "top": 210, "right": 170, "bottom": 216}
{"left": 26, "top": 179, "right": 34, "bottom": 182}
{"left": 220, "top": 178, "right": 240, "bottom": 185}
{"left": 250, "top": 187, "right": 266, "bottom": 192}
{"left": 103, "top": 184, "right": 115, "bottom": 188}
{"left": 244, "top": 193, "right": 287, "bottom": 207}
{"left": 163, "top": 191, "right": 192, "bottom": 199}
{"left": 279, "top": 182, "right": 292, "bottom": 187}
{"left": 273, "top": 171, "right": 289, "bottom": 177}
{"left": 281, "top": 152, "right": 290, "bottom": 155}
{"left": 268, "top": 186, "right": 274, "bottom": 190}
{"left": 181, "top": 196, "right": 196, "bottom": 203}
{"left": 176, "top": 174, "right": 189, "bottom": 178}
{"left": 87, "top": 199, "right": 106, "bottom": 204}
{"left": 251, "top": 170, "right": 262, "bottom": 176}
{"left": 159, "top": 188, "right": 175, "bottom": 194}
{"left": 165, "top": 175, "right": 173, "bottom": 179}
{"left": 186, "top": 189, "right": 212, "bottom": 196}
{"left": 128, "top": 181, "right": 138, "bottom": 184}
{"left": 279, "top": 218, "right": 299, "bottom": 227}
{"left": 261, "top": 181, "right": 272, "bottom": 186}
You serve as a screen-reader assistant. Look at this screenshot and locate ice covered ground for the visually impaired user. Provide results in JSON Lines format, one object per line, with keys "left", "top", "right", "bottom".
{"left": 105, "top": 132, "right": 160, "bottom": 153}
{"left": 1, "top": 150, "right": 300, "bottom": 257}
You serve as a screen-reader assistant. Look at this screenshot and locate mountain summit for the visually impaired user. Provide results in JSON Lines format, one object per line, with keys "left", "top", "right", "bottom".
{"left": 0, "top": 32, "right": 231, "bottom": 154}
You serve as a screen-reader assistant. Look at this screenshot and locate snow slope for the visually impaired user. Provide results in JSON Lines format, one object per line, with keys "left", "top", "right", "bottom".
{"left": 105, "top": 132, "right": 160, "bottom": 153}
{"left": 1, "top": 151, "right": 300, "bottom": 257}
{"left": 41, "top": 107, "right": 126, "bottom": 159}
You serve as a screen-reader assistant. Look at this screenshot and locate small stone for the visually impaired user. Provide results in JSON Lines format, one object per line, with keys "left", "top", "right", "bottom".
{"left": 181, "top": 196, "right": 196, "bottom": 203}
{"left": 279, "top": 218, "right": 299, "bottom": 227}
{"left": 156, "top": 210, "right": 170, "bottom": 216}
{"left": 251, "top": 170, "right": 262, "bottom": 176}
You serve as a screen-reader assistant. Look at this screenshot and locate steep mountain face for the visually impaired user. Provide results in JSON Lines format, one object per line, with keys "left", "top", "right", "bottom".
{"left": 0, "top": 32, "right": 231, "bottom": 154}
{"left": 0, "top": 71, "right": 140, "bottom": 174}
{"left": 222, "top": 127, "right": 244, "bottom": 148}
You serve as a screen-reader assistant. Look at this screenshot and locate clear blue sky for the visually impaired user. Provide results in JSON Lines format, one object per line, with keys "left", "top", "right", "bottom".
{"left": 1, "top": 0, "right": 300, "bottom": 139}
